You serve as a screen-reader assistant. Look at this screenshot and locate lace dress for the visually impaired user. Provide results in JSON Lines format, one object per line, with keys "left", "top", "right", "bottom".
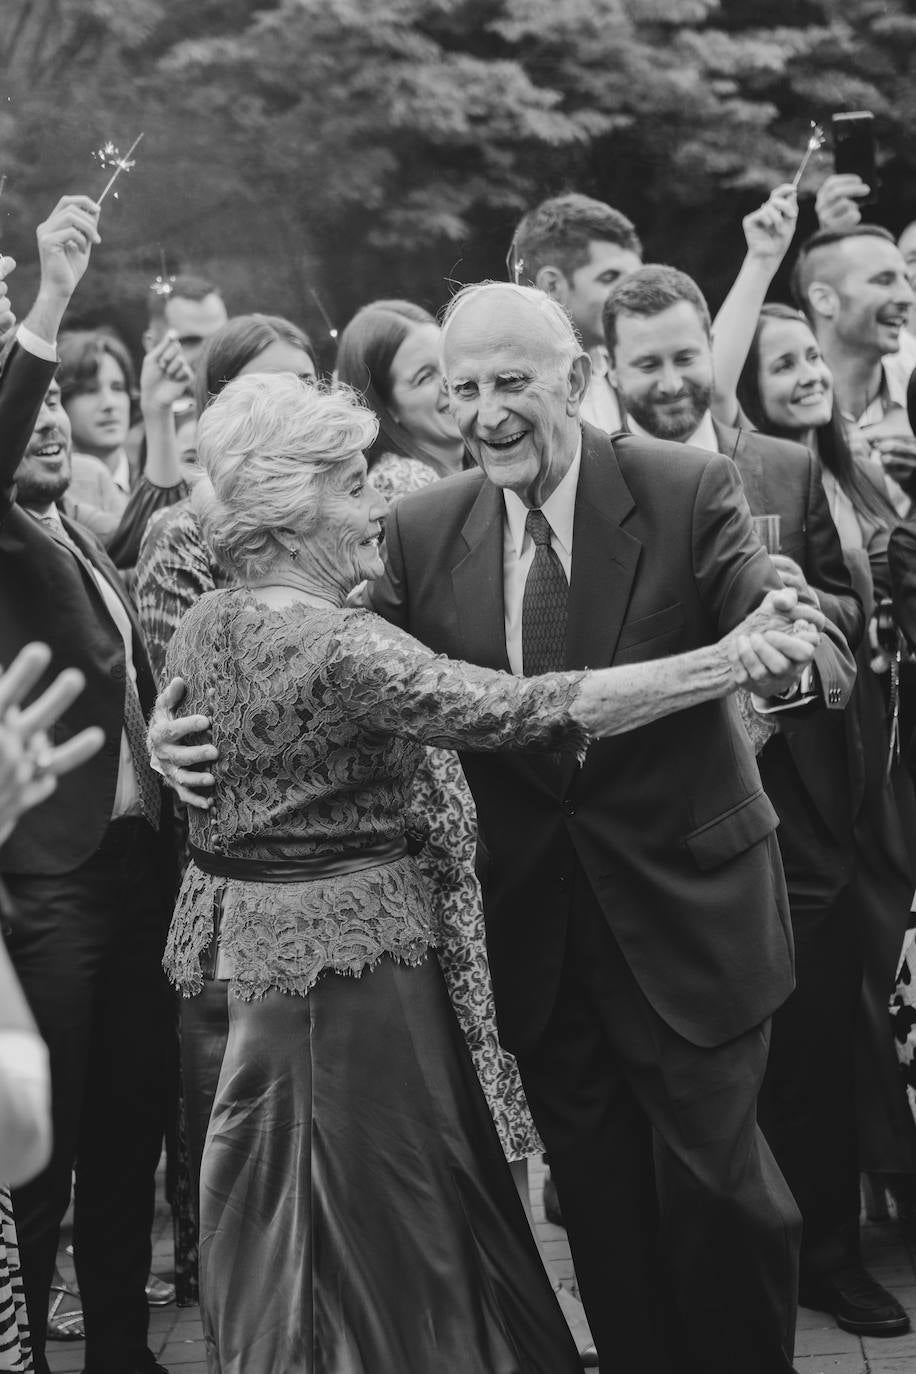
{"left": 163, "top": 589, "right": 586, "bottom": 1374}
{"left": 369, "top": 453, "right": 543, "bottom": 1160}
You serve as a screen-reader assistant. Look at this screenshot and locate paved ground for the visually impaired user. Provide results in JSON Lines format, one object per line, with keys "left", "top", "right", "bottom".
{"left": 44, "top": 1157, "right": 916, "bottom": 1373}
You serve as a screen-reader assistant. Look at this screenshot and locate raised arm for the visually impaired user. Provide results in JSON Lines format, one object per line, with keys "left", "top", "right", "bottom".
{"left": 710, "top": 184, "right": 798, "bottom": 425}
{"left": 0, "top": 196, "right": 100, "bottom": 510}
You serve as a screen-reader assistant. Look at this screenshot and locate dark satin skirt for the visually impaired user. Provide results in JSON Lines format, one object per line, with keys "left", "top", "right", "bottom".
{"left": 198, "top": 954, "right": 580, "bottom": 1374}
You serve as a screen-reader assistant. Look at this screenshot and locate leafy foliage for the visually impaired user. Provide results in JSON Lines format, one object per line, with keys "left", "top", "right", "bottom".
{"left": 1, "top": 0, "right": 915, "bottom": 351}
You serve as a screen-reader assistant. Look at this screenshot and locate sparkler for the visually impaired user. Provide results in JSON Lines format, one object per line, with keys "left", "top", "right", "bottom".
{"left": 791, "top": 122, "right": 826, "bottom": 191}
{"left": 94, "top": 132, "right": 144, "bottom": 205}
{"left": 309, "top": 286, "right": 338, "bottom": 340}
{"left": 150, "top": 247, "right": 175, "bottom": 298}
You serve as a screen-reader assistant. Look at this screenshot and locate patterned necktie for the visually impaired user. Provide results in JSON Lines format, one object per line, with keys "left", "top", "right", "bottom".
{"left": 122, "top": 677, "right": 162, "bottom": 830}
{"left": 522, "top": 508, "right": 568, "bottom": 675}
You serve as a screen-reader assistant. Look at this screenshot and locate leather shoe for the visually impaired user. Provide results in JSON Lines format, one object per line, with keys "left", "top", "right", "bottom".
{"left": 799, "top": 1265, "right": 910, "bottom": 1336}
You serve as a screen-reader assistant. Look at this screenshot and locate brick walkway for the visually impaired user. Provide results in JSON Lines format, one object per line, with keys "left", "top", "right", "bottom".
{"left": 44, "top": 1158, "right": 916, "bottom": 1374}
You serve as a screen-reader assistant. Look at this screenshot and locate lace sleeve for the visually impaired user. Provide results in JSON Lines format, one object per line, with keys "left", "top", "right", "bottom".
{"left": 322, "top": 611, "right": 590, "bottom": 757}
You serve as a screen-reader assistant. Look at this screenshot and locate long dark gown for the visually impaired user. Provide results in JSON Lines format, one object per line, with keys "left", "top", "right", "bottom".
{"left": 163, "top": 589, "right": 584, "bottom": 1374}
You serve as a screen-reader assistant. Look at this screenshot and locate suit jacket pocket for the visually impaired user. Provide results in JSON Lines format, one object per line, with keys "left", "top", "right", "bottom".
{"left": 616, "top": 602, "right": 684, "bottom": 653}
{"left": 684, "top": 789, "right": 779, "bottom": 871}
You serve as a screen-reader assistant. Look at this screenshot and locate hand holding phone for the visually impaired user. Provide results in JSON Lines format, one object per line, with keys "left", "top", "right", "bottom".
{"left": 832, "top": 111, "right": 877, "bottom": 206}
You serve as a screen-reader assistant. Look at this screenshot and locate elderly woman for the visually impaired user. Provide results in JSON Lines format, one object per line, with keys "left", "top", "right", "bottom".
{"left": 161, "top": 371, "right": 817, "bottom": 1373}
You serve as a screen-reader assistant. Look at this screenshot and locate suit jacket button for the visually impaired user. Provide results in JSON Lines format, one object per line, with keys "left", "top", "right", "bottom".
{"left": 563, "top": 799, "right": 576, "bottom": 817}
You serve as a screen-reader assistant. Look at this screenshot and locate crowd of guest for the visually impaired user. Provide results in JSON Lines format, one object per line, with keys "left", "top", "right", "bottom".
{"left": 1, "top": 159, "right": 916, "bottom": 1374}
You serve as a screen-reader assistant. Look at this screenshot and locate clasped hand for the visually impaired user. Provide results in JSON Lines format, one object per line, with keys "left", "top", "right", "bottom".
{"left": 724, "top": 587, "right": 823, "bottom": 698}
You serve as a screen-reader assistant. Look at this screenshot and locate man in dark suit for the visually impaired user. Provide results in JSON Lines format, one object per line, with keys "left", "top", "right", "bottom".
{"left": 365, "top": 281, "right": 859, "bottom": 1373}
{"left": 603, "top": 262, "right": 907, "bottom": 1338}
{"left": 0, "top": 197, "right": 174, "bottom": 1374}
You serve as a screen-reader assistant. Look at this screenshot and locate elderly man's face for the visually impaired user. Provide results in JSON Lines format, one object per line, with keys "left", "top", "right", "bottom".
{"left": 443, "top": 292, "right": 588, "bottom": 508}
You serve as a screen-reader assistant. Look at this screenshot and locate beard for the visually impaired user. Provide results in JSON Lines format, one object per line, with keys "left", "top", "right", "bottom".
{"left": 624, "top": 377, "right": 713, "bottom": 442}
{"left": 14, "top": 458, "right": 71, "bottom": 510}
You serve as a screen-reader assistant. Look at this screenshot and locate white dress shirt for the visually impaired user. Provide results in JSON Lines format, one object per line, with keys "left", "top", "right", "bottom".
{"left": 501, "top": 441, "right": 581, "bottom": 675}
{"left": 579, "top": 346, "right": 623, "bottom": 433}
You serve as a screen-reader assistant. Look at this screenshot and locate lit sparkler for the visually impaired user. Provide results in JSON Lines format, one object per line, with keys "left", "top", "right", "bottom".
{"left": 94, "top": 132, "right": 144, "bottom": 205}
{"left": 791, "top": 122, "right": 826, "bottom": 191}
{"left": 309, "top": 286, "right": 338, "bottom": 340}
{"left": 150, "top": 247, "right": 175, "bottom": 298}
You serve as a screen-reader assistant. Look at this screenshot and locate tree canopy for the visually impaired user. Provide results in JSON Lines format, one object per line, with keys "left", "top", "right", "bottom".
{"left": 2, "top": 0, "right": 915, "bottom": 354}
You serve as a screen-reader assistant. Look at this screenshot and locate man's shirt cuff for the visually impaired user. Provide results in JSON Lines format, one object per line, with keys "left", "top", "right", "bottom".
{"left": 16, "top": 324, "right": 58, "bottom": 363}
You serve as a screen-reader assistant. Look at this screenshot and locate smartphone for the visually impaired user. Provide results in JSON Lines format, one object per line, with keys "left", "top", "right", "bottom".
{"left": 832, "top": 111, "right": 877, "bottom": 204}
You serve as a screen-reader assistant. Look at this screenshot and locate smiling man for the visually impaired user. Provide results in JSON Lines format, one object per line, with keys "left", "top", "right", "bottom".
{"left": 792, "top": 225, "right": 916, "bottom": 503}
{"left": 362, "top": 280, "right": 855, "bottom": 1373}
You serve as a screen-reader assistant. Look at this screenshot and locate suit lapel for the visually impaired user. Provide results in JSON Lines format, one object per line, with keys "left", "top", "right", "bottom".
{"left": 61, "top": 513, "right": 157, "bottom": 705}
{"left": 566, "top": 428, "right": 642, "bottom": 671}
{"left": 716, "top": 421, "right": 767, "bottom": 514}
{"left": 451, "top": 478, "right": 511, "bottom": 673}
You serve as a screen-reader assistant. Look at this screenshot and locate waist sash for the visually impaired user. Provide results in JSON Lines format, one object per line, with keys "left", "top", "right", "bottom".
{"left": 188, "top": 836, "right": 409, "bottom": 884}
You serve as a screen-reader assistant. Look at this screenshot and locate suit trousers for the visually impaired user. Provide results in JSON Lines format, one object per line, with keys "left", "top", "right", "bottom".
{"left": 757, "top": 807, "right": 863, "bottom": 1282}
{"left": 5, "top": 818, "right": 173, "bottom": 1374}
{"left": 514, "top": 873, "right": 800, "bottom": 1374}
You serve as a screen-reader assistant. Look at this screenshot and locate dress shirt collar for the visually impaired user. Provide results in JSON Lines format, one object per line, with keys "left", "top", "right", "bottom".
{"left": 502, "top": 436, "right": 582, "bottom": 558}
{"left": 588, "top": 344, "right": 611, "bottom": 380}
{"left": 627, "top": 409, "right": 720, "bottom": 454}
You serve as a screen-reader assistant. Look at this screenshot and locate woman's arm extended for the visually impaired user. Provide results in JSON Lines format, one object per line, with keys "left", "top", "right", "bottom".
{"left": 710, "top": 184, "right": 798, "bottom": 426}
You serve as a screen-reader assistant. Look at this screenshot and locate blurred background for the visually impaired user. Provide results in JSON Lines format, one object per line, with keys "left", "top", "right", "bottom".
{"left": 3, "top": 0, "right": 916, "bottom": 367}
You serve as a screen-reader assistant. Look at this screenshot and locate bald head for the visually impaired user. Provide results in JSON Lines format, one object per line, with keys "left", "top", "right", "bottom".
{"left": 442, "top": 282, "right": 581, "bottom": 362}
{"left": 441, "top": 282, "right": 590, "bottom": 507}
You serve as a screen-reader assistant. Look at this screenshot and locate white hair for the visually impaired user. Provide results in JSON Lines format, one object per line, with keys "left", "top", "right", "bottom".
{"left": 440, "top": 280, "right": 582, "bottom": 372}
{"left": 193, "top": 372, "right": 378, "bottom": 581}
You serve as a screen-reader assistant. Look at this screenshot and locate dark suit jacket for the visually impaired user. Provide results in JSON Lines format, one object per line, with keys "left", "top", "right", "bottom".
{"left": 0, "top": 340, "right": 164, "bottom": 875}
{"left": 717, "top": 422, "right": 865, "bottom": 863}
{"left": 370, "top": 423, "right": 856, "bottom": 1053}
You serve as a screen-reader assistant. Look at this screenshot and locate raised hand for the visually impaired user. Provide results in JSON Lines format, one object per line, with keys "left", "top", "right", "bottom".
{"left": 147, "top": 677, "right": 217, "bottom": 809}
{"left": 0, "top": 255, "right": 16, "bottom": 349}
{"left": 0, "top": 642, "right": 104, "bottom": 846}
{"left": 814, "top": 173, "right": 869, "bottom": 233}
{"left": 742, "top": 184, "right": 798, "bottom": 269}
{"left": 140, "top": 330, "right": 195, "bottom": 416}
{"left": 35, "top": 194, "right": 101, "bottom": 304}
{"left": 723, "top": 589, "right": 822, "bottom": 698}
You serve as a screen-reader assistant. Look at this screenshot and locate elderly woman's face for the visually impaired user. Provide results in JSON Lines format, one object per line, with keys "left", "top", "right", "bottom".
{"left": 307, "top": 452, "right": 388, "bottom": 591}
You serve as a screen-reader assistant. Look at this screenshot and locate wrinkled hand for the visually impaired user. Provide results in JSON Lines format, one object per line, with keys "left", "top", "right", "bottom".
{"left": 743, "top": 183, "right": 798, "bottom": 267}
{"left": 147, "top": 677, "right": 216, "bottom": 809}
{"left": 0, "top": 255, "right": 16, "bottom": 348}
{"left": 0, "top": 643, "right": 104, "bottom": 846}
{"left": 872, "top": 435, "right": 916, "bottom": 495}
{"left": 815, "top": 173, "right": 869, "bottom": 232}
{"left": 36, "top": 195, "right": 101, "bottom": 303}
{"left": 769, "top": 553, "right": 820, "bottom": 608}
{"left": 140, "top": 330, "right": 194, "bottom": 415}
{"left": 722, "top": 588, "right": 823, "bottom": 694}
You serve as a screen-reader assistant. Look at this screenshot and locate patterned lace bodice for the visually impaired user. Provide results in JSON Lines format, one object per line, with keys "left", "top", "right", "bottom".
{"left": 163, "top": 589, "right": 586, "bottom": 999}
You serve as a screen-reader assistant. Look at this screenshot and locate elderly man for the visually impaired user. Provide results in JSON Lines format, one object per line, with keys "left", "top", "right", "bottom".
{"left": 155, "top": 282, "right": 844, "bottom": 1372}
